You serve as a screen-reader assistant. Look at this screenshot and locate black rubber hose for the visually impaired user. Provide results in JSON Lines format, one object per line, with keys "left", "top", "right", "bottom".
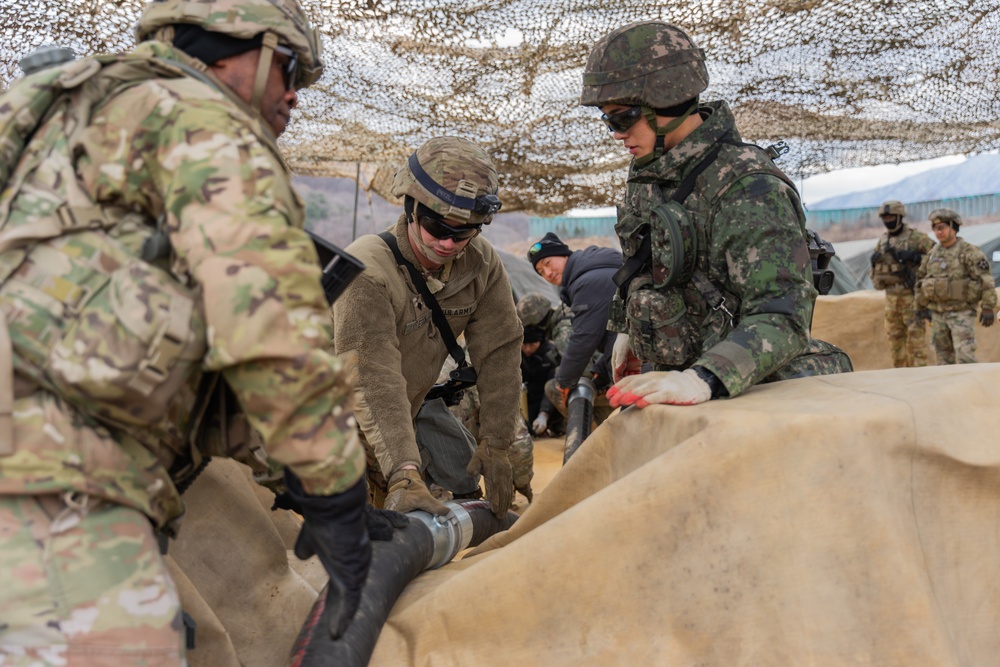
{"left": 459, "top": 498, "right": 520, "bottom": 544}
{"left": 563, "top": 377, "right": 595, "bottom": 464}
{"left": 288, "top": 500, "right": 518, "bottom": 667}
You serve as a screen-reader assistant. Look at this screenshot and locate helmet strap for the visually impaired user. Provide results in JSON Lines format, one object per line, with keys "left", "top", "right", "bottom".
{"left": 252, "top": 32, "right": 280, "bottom": 110}
{"left": 634, "top": 100, "right": 698, "bottom": 167}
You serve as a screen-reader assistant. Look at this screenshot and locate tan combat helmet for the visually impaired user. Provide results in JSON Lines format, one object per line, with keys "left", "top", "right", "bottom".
{"left": 878, "top": 201, "right": 906, "bottom": 218}
{"left": 390, "top": 136, "right": 502, "bottom": 225}
{"left": 878, "top": 200, "right": 906, "bottom": 232}
{"left": 516, "top": 292, "right": 553, "bottom": 327}
{"left": 136, "top": 0, "right": 324, "bottom": 106}
{"left": 929, "top": 208, "right": 961, "bottom": 230}
{"left": 580, "top": 20, "right": 708, "bottom": 165}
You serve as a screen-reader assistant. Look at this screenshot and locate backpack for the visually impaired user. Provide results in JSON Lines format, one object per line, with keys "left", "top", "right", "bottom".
{"left": 0, "top": 54, "right": 219, "bottom": 456}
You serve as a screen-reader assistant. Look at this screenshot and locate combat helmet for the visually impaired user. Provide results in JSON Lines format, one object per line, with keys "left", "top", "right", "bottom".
{"left": 929, "top": 208, "right": 961, "bottom": 230}
{"left": 878, "top": 200, "right": 906, "bottom": 233}
{"left": 390, "top": 136, "right": 502, "bottom": 225}
{"left": 580, "top": 20, "right": 708, "bottom": 165}
{"left": 136, "top": 0, "right": 324, "bottom": 103}
{"left": 878, "top": 201, "right": 906, "bottom": 218}
{"left": 517, "top": 292, "right": 553, "bottom": 326}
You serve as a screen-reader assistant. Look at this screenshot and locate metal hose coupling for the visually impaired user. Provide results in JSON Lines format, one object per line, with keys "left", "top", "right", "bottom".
{"left": 405, "top": 498, "right": 518, "bottom": 569}
{"left": 406, "top": 500, "right": 475, "bottom": 569}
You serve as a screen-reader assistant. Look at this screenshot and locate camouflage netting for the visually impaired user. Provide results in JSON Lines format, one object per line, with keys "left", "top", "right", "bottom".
{"left": 3, "top": 0, "right": 999, "bottom": 214}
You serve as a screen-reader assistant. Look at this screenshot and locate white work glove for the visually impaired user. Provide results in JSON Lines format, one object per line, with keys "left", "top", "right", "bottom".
{"left": 606, "top": 368, "right": 712, "bottom": 408}
{"left": 531, "top": 412, "right": 549, "bottom": 435}
{"left": 611, "top": 333, "right": 641, "bottom": 382}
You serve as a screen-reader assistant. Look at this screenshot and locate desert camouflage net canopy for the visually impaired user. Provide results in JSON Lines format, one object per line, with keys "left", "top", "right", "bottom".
{"left": 3, "top": 0, "right": 999, "bottom": 214}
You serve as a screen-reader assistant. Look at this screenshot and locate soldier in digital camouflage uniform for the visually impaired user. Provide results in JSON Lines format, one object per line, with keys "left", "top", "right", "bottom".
{"left": 580, "top": 20, "right": 852, "bottom": 408}
{"left": 869, "top": 200, "right": 935, "bottom": 367}
{"left": 516, "top": 291, "right": 574, "bottom": 356}
{"left": 516, "top": 293, "right": 571, "bottom": 436}
{"left": 915, "top": 209, "right": 997, "bottom": 364}
{"left": 332, "top": 137, "right": 523, "bottom": 520}
{"left": 0, "top": 1, "right": 406, "bottom": 662}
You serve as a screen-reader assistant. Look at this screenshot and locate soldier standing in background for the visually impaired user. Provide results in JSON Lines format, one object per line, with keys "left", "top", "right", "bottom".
{"left": 915, "top": 209, "right": 996, "bottom": 364}
{"left": 869, "top": 200, "right": 934, "bottom": 367}
{"left": 0, "top": 0, "right": 401, "bottom": 661}
{"left": 579, "top": 20, "right": 852, "bottom": 409}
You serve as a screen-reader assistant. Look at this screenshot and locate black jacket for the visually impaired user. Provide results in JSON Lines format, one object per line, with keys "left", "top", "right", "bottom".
{"left": 556, "top": 246, "right": 622, "bottom": 388}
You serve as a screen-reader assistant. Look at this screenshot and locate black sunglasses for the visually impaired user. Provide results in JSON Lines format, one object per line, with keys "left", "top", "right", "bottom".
{"left": 273, "top": 44, "right": 300, "bottom": 91}
{"left": 601, "top": 106, "right": 644, "bottom": 134}
{"left": 416, "top": 215, "right": 482, "bottom": 241}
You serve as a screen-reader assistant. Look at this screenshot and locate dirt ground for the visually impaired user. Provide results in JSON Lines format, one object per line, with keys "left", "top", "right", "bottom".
{"left": 511, "top": 436, "right": 564, "bottom": 514}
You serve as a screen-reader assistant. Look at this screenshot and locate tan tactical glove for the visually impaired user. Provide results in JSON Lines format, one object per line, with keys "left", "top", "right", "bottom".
{"left": 466, "top": 437, "right": 513, "bottom": 518}
{"left": 385, "top": 469, "right": 449, "bottom": 516}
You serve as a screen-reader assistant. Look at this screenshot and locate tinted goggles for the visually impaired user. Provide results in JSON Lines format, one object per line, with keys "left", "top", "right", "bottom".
{"left": 601, "top": 106, "right": 644, "bottom": 133}
{"left": 273, "top": 44, "right": 300, "bottom": 91}
{"left": 417, "top": 215, "right": 482, "bottom": 241}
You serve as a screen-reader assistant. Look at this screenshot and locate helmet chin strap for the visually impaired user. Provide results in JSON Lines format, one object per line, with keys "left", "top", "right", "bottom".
{"left": 252, "top": 32, "right": 280, "bottom": 110}
{"left": 407, "top": 216, "right": 462, "bottom": 270}
{"left": 634, "top": 100, "right": 698, "bottom": 168}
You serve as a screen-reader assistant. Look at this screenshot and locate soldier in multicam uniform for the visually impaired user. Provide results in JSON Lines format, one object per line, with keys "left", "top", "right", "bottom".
{"left": 332, "top": 137, "right": 523, "bottom": 520}
{"left": 580, "top": 20, "right": 852, "bottom": 408}
{"left": 0, "top": 0, "right": 406, "bottom": 661}
{"left": 869, "top": 200, "right": 935, "bottom": 367}
{"left": 915, "top": 209, "right": 997, "bottom": 364}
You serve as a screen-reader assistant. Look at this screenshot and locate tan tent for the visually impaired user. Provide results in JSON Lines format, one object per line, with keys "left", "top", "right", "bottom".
{"left": 171, "top": 291, "right": 1000, "bottom": 665}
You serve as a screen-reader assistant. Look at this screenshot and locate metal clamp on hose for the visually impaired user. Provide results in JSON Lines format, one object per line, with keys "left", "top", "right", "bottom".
{"left": 405, "top": 501, "right": 475, "bottom": 570}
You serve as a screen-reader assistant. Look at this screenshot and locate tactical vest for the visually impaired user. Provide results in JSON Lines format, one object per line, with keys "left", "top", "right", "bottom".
{"left": 613, "top": 135, "right": 803, "bottom": 368}
{"left": 919, "top": 241, "right": 984, "bottom": 309}
{"left": 870, "top": 229, "right": 919, "bottom": 291}
{"left": 0, "top": 54, "right": 261, "bottom": 478}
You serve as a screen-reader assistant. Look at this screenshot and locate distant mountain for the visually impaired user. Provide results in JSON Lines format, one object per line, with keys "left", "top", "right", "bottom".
{"left": 810, "top": 154, "right": 1000, "bottom": 211}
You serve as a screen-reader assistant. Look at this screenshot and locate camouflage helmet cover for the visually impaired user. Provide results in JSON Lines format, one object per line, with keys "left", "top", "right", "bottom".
{"left": 390, "top": 136, "right": 501, "bottom": 225}
{"left": 929, "top": 208, "right": 962, "bottom": 229}
{"left": 135, "top": 0, "right": 324, "bottom": 89}
{"left": 580, "top": 20, "right": 709, "bottom": 108}
{"left": 516, "top": 292, "right": 553, "bottom": 326}
{"left": 878, "top": 200, "right": 906, "bottom": 218}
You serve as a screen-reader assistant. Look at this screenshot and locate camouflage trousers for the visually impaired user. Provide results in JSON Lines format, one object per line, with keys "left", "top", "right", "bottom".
{"left": 449, "top": 388, "right": 534, "bottom": 498}
{"left": 883, "top": 290, "right": 928, "bottom": 367}
{"left": 543, "top": 379, "right": 616, "bottom": 427}
{"left": 931, "top": 309, "right": 978, "bottom": 365}
{"left": 363, "top": 390, "right": 534, "bottom": 507}
{"left": 0, "top": 494, "right": 185, "bottom": 666}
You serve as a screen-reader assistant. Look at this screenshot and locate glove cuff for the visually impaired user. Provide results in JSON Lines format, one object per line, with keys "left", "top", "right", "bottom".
{"left": 691, "top": 365, "right": 727, "bottom": 399}
{"left": 388, "top": 468, "right": 423, "bottom": 492}
{"left": 282, "top": 469, "right": 367, "bottom": 522}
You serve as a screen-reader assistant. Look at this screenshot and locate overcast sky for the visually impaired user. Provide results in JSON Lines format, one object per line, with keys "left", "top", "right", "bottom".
{"left": 565, "top": 153, "right": 969, "bottom": 217}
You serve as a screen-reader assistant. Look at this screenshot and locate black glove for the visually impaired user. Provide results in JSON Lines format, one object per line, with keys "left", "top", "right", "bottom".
{"left": 896, "top": 249, "right": 922, "bottom": 265}
{"left": 980, "top": 307, "right": 995, "bottom": 327}
{"left": 914, "top": 308, "right": 932, "bottom": 326}
{"left": 273, "top": 472, "right": 408, "bottom": 638}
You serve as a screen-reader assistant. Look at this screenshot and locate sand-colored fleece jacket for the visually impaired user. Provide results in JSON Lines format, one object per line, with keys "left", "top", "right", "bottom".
{"left": 332, "top": 216, "right": 523, "bottom": 478}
